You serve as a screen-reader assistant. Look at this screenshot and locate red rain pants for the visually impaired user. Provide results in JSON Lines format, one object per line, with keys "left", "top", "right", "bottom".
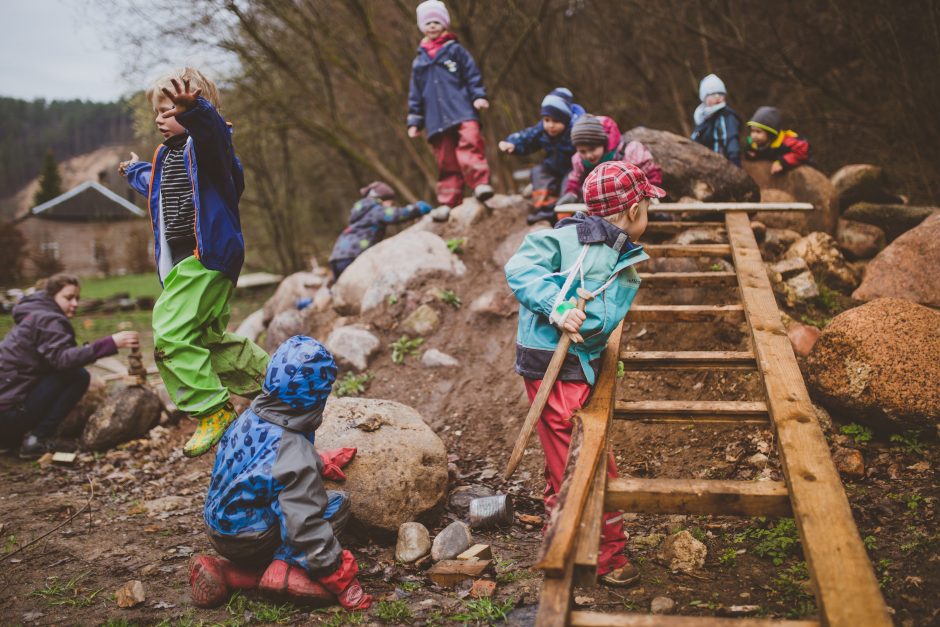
{"left": 524, "top": 377, "right": 627, "bottom": 575}
{"left": 429, "top": 120, "right": 491, "bottom": 207}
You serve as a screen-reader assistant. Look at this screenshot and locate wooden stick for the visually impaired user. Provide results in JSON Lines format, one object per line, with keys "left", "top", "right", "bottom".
{"left": 504, "top": 288, "right": 593, "bottom": 481}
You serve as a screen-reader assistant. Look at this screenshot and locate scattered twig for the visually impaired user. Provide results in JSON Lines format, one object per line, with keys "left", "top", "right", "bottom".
{"left": 0, "top": 476, "right": 94, "bottom": 561}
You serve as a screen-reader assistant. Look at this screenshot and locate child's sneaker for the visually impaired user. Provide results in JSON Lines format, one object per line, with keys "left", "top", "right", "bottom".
{"left": 184, "top": 403, "right": 236, "bottom": 458}
{"left": 258, "top": 560, "right": 333, "bottom": 606}
{"left": 473, "top": 184, "right": 495, "bottom": 202}
{"left": 600, "top": 562, "right": 640, "bottom": 587}
{"left": 189, "top": 555, "right": 263, "bottom": 608}
{"left": 317, "top": 549, "right": 373, "bottom": 611}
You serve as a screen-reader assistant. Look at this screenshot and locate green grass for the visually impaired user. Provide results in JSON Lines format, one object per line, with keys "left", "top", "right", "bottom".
{"left": 734, "top": 517, "right": 800, "bottom": 565}
{"left": 78, "top": 273, "right": 161, "bottom": 300}
{"left": 446, "top": 237, "right": 467, "bottom": 254}
{"left": 438, "top": 288, "right": 462, "bottom": 309}
{"left": 890, "top": 430, "right": 925, "bottom": 456}
{"left": 390, "top": 335, "right": 424, "bottom": 364}
{"left": 333, "top": 372, "right": 372, "bottom": 397}
{"left": 374, "top": 599, "right": 412, "bottom": 622}
{"left": 31, "top": 571, "right": 103, "bottom": 608}
{"left": 451, "top": 597, "right": 516, "bottom": 624}
{"left": 839, "top": 423, "right": 873, "bottom": 445}
{"left": 226, "top": 591, "right": 297, "bottom": 623}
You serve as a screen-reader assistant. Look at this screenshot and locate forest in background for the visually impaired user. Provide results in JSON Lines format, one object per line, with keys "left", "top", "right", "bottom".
{"left": 10, "top": 0, "right": 937, "bottom": 274}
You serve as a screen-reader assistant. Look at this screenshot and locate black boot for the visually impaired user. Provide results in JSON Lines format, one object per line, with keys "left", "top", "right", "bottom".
{"left": 18, "top": 434, "right": 55, "bottom": 460}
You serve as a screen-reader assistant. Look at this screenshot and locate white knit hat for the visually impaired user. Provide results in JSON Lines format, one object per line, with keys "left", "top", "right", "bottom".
{"left": 698, "top": 74, "right": 727, "bottom": 102}
{"left": 416, "top": 0, "right": 450, "bottom": 31}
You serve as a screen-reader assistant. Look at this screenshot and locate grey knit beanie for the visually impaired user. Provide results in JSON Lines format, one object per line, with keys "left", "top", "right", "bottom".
{"left": 571, "top": 115, "right": 607, "bottom": 147}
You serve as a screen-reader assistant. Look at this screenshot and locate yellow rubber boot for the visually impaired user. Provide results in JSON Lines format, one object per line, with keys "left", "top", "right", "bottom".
{"left": 184, "top": 403, "right": 236, "bottom": 458}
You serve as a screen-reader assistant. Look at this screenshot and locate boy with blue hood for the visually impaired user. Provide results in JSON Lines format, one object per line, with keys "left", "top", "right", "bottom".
{"left": 499, "top": 88, "right": 583, "bottom": 223}
{"left": 189, "top": 336, "right": 372, "bottom": 611}
{"left": 690, "top": 73, "right": 742, "bottom": 166}
{"left": 505, "top": 161, "right": 663, "bottom": 586}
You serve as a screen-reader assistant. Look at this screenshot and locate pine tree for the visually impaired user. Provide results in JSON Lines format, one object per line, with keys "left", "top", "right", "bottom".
{"left": 33, "top": 149, "right": 63, "bottom": 206}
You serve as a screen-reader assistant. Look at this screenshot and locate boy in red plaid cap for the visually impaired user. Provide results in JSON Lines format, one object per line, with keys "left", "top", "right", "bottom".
{"left": 505, "top": 161, "right": 663, "bottom": 586}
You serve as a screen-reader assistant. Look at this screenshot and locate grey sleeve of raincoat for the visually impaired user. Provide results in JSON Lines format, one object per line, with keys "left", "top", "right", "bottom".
{"left": 272, "top": 431, "right": 343, "bottom": 576}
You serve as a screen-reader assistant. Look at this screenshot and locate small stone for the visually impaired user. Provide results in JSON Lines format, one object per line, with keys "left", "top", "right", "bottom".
{"left": 115, "top": 580, "right": 146, "bottom": 608}
{"left": 747, "top": 452, "right": 769, "bottom": 469}
{"left": 470, "top": 579, "right": 496, "bottom": 599}
{"left": 574, "top": 595, "right": 595, "bottom": 606}
{"left": 449, "top": 485, "right": 496, "bottom": 511}
{"left": 469, "top": 290, "right": 512, "bottom": 317}
{"left": 396, "top": 522, "right": 431, "bottom": 563}
{"left": 650, "top": 596, "right": 675, "bottom": 614}
{"left": 662, "top": 530, "right": 707, "bottom": 573}
{"left": 631, "top": 533, "right": 665, "bottom": 550}
{"left": 401, "top": 304, "right": 441, "bottom": 336}
{"left": 787, "top": 323, "right": 822, "bottom": 357}
{"left": 723, "top": 605, "right": 761, "bottom": 616}
{"left": 431, "top": 521, "right": 473, "bottom": 562}
{"left": 325, "top": 325, "right": 380, "bottom": 371}
{"left": 832, "top": 447, "right": 865, "bottom": 478}
{"left": 517, "top": 514, "right": 542, "bottom": 526}
{"left": 422, "top": 349, "right": 460, "bottom": 368}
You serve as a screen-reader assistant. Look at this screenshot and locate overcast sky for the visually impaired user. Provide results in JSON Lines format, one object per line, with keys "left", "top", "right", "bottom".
{"left": 0, "top": 0, "right": 232, "bottom": 102}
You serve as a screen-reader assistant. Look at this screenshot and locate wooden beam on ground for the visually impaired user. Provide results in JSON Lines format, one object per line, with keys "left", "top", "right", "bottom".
{"left": 536, "top": 557, "right": 576, "bottom": 627}
{"left": 638, "top": 271, "right": 737, "bottom": 288}
{"left": 619, "top": 351, "right": 756, "bottom": 370}
{"left": 605, "top": 477, "right": 792, "bottom": 517}
{"left": 535, "top": 325, "right": 623, "bottom": 577}
{"left": 556, "top": 202, "right": 813, "bottom": 214}
{"left": 643, "top": 221, "right": 725, "bottom": 234}
{"left": 572, "top": 433, "right": 608, "bottom": 588}
{"left": 645, "top": 244, "right": 731, "bottom": 258}
{"left": 626, "top": 305, "right": 745, "bottom": 323}
{"left": 570, "top": 612, "right": 819, "bottom": 627}
{"left": 615, "top": 400, "right": 768, "bottom": 424}
{"left": 725, "top": 211, "right": 891, "bottom": 626}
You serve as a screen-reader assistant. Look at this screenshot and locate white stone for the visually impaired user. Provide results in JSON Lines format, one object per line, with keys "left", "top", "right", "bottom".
{"left": 325, "top": 325, "right": 380, "bottom": 372}
{"left": 422, "top": 349, "right": 460, "bottom": 368}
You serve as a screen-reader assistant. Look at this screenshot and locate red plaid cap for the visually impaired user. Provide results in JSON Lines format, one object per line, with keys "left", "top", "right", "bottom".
{"left": 582, "top": 161, "right": 666, "bottom": 217}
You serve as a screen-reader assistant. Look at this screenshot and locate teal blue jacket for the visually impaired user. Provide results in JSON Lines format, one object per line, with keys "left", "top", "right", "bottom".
{"left": 505, "top": 215, "right": 649, "bottom": 385}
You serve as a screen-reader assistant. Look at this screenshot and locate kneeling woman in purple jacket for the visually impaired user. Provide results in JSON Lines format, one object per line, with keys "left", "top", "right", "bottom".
{"left": 0, "top": 273, "right": 139, "bottom": 459}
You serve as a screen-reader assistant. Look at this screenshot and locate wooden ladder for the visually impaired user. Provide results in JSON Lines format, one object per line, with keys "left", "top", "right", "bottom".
{"left": 532, "top": 203, "right": 891, "bottom": 627}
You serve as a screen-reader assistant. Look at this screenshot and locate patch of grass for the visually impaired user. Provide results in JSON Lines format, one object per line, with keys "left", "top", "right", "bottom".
{"left": 390, "top": 335, "right": 424, "bottom": 364}
{"left": 452, "top": 597, "right": 516, "bottom": 624}
{"left": 839, "top": 423, "right": 873, "bottom": 445}
{"left": 718, "top": 547, "right": 738, "bottom": 567}
{"left": 905, "top": 493, "right": 924, "bottom": 512}
{"left": 334, "top": 371, "right": 372, "bottom": 397}
{"left": 101, "top": 619, "right": 138, "bottom": 627}
{"left": 3, "top": 534, "right": 16, "bottom": 552}
{"left": 374, "top": 599, "right": 413, "bottom": 622}
{"left": 734, "top": 517, "right": 800, "bottom": 566}
{"left": 899, "top": 526, "right": 939, "bottom": 553}
{"left": 397, "top": 580, "right": 423, "bottom": 592}
{"left": 863, "top": 535, "right": 877, "bottom": 551}
{"left": 446, "top": 237, "right": 467, "bottom": 254}
{"left": 689, "top": 595, "right": 721, "bottom": 611}
{"left": 708, "top": 263, "right": 723, "bottom": 271}
{"left": 890, "top": 430, "right": 925, "bottom": 456}
{"left": 387, "top": 294, "right": 400, "bottom": 306}
{"left": 689, "top": 526, "right": 707, "bottom": 543}
{"left": 771, "top": 561, "right": 815, "bottom": 618}
{"left": 798, "top": 313, "right": 831, "bottom": 329}
{"left": 877, "top": 558, "right": 894, "bottom": 587}
{"left": 31, "top": 571, "right": 102, "bottom": 608}
{"left": 226, "top": 591, "right": 297, "bottom": 624}
{"left": 438, "top": 288, "right": 462, "bottom": 309}
{"left": 815, "top": 283, "right": 843, "bottom": 313}
{"left": 320, "top": 608, "right": 366, "bottom": 627}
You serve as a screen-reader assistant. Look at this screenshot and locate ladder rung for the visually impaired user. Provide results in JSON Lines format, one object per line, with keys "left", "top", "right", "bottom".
{"left": 619, "top": 351, "right": 756, "bottom": 370}
{"left": 639, "top": 271, "right": 737, "bottom": 288}
{"left": 571, "top": 611, "right": 818, "bottom": 627}
{"left": 605, "top": 478, "right": 792, "bottom": 517}
{"left": 615, "top": 400, "right": 768, "bottom": 424}
{"left": 645, "top": 244, "right": 732, "bottom": 258}
{"left": 626, "top": 305, "right": 745, "bottom": 323}
{"left": 643, "top": 221, "right": 725, "bottom": 234}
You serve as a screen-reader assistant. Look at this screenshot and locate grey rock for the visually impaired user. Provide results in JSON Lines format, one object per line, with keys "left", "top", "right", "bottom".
{"left": 662, "top": 530, "right": 707, "bottom": 573}
{"left": 422, "top": 348, "right": 459, "bottom": 368}
{"left": 843, "top": 203, "right": 936, "bottom": 241}
{"left": 836, "top": 219, "right": 885, "bottom": 260}
{"left": 262, "top": 271, "right": 325, "bottom": 325}
{"left": 265, "top": 308, "right": 315, "bottom": 353}
{"left": 744, "top": 161, "right": 839, "bottom": 235}
{"left": 786, "top": 232, "right": 859, "bottom": 292}
{"left": 58, "top": 374, "right": 106, "bottom": 437}
{"left": 831, "top": 164, "right": 901, "bottom": 210}
{"left": 401, "top": 304, "right": 441, "bottom": 337}
{"left": 81, "top": 385, "right": 163, "bottom": 451}
{"left": 395, "top": 522, "right": 432, "bottom": 563}
{"left": 325, "top": 325, "right": 380, "bottom": 371}
{"left": 431, "top": 521, "right": 473, "bottom": 562}
{"left": 651, "top": 597, "right": 676, "bottom": 614}
{"left": 747, "top": 452, "right": 769, "bottom": 469}
{"left": 449, "top": 484, "right": 496, "bottom": 511}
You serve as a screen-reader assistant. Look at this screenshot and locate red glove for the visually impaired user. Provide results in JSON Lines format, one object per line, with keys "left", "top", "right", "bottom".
{"left": 319, "top": 447, "right": 357, "bottom": 481}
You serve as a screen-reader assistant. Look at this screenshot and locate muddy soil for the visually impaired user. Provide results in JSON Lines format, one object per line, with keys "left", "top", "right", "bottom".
{"left": 0, "top": 202, "right": 936, "bottom": 626}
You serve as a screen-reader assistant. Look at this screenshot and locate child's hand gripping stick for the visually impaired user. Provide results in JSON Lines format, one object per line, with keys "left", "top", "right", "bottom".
{"left": 504, "top": 288, "right": 593, "bottom": 480}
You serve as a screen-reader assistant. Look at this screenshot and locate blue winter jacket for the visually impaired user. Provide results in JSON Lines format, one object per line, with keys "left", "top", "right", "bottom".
{"left": 125, "top": 97, "right": 246, "bottom": 285}
{"left": 407, "top": 40, "right": 486, "bottom": 139}
{"left": 204, "top": 336, "right": 344, "bottom": 576}
{"left": 691, "top": 106, "right": 742, "bottom": 166}
{"left": 506, "top": 214, "right": 649, "bottom": 385}
{"left": 329, "top": 198, "right": 432, "bottom": 263}
{"left": 505, "top": 122, "right": 577, "bottom": 177}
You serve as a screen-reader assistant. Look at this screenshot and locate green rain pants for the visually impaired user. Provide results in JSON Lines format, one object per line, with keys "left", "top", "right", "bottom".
{"left": 152, "top": 256, "right": 269, "bottom": 417}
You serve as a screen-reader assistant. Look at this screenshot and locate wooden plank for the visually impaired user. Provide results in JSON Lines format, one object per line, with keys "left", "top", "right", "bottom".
{"left": 725, "top": 211, "right": 891, "bottom": 626}
{"left": 605, "top": 477, "right": 792, "bottom": 517}
{"left": 638, "top": 271, "right": 737, "bottom": 288}
{"left": 556, "top": 202, "right": 813, "bottom": 214}
{"left": 570, "top": 612, "right": 819, "bottom": 627}
{"left": 619, "top": 351, "right": 756, "bottom": 370}
{"left": 572, "top": 434, "right": 608, "bottom": 587}
{"left": 642, "top": 221, "right": 725, "bottom": 234}
{"left": 626, "top": 305, "right": 745, "bottom": 323}
{"left": 535, "top": 325, "right": 623, "bottom": 576}
{"left": 614, "top": 400, "right": 767, "bottom": 423}
{"left": 645, "top": 244, "right": 731, "bottom": 258}
{"left": 536, "top": 558, "right": 576, "bottom": 627}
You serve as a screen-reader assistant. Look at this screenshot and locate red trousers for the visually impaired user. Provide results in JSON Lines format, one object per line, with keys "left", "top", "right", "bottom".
{"left": 524, "top": 378, "right": 627, "bottom": 575}
{"left": 429, "top": 120, "right": 491, "bottom": 207}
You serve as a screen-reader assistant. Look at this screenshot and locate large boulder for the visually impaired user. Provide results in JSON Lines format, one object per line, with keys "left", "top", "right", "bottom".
{"left": 842, "top": 203, "right": 936, "bottom": 242}
{"left": 835, "top": 219, "right": 885, "bottom": 261}
{"left": 830, "top": 164, "right": 901, "bottom": 211}
{"left": 493, "top": 224, "right": 548, "bottom": 268}
{"left": 742, "top": 160, "right": 838, "bottom": 234}
{"left": 80, "top": 385, "right": 163, "bottom": 451}
{"left": 785, "top": 232, "right": 859, "bottom": 292}
{"left": 317, "top": 397, "right": 448, "bottom": 534}
{"left": 332, "top": 231, "right": 466, "bottom": 315}
{"left": 262, "top": 271, "right": 326, "bottom": 325}
{"left": 58, "top": 374, "right": 107, "bottom": 437}
{"left": 805, "top": 298, "right": 940, "bottom": 430}
{"left": 621, "top": 127, "right": 759, "bottom": 202}
{"left": 852, "top": 213, "right": 940, "bottom": 307}
{"left": 264, "top": 307, "right": 317, "bottom": 353}
{"left": 325, "top": 325, "right": 381, "bottom": 371}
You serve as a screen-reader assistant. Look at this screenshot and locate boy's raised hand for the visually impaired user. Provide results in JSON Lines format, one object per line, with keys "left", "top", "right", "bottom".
{"left": 160, "top": 78, "right": 202, "bottom": 118}
{"left": 118, "top": 152, "right": 140, "bottom": 176}
{"left": 473, "top": 98, "right": 489, "bottom": 111}
{"left": 407, "top": 126, "right": 422, "bottom": 139}
{"left": 770, "top": 160, "right": 784, "bottom": 175}
{"left": 498, "top": 141, "right": 515, "bottom": 153}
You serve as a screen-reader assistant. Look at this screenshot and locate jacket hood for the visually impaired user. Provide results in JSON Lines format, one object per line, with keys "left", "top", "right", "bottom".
{"left": 555, "top": 213, "right": 638, "bottom": 255}
{"left": 12, "top": 292, "right": 63, "bottom": 324}
{"left": 251, "top": 335, "right": 337, "bottom": 432}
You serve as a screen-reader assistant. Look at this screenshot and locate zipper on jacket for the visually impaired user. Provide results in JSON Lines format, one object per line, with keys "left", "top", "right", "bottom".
{"left": 186, "top": 142, "right": 201, "bottom": 260}
{"left": 147, "top": 145, "right": 164, "bottom": 271}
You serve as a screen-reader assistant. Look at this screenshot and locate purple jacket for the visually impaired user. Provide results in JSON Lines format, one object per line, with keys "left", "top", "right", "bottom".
{"left": 0, "top": 293, "right": 116, "bottom": 411}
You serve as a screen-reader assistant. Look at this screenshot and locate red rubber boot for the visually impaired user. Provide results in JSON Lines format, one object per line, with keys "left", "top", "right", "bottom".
{"left": 189, "top": 555, "right": 263, "bottom": 608}
{"left": 317, "top": 550, "right": 373, "bottom": 611}
{"left": 258, "top": 560, "right": 333, "bottom": 606}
